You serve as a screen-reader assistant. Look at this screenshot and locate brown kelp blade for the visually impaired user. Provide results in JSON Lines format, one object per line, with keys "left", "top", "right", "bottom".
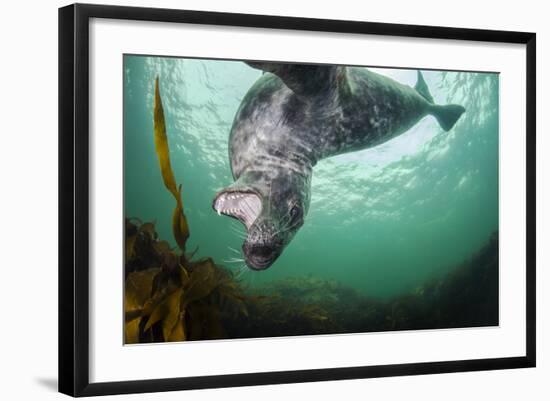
{"left": 153, "top": 77, "right": 189, "bottom": 251}
{"left": 172, "top": 185, "right": 189, "bottom": 252}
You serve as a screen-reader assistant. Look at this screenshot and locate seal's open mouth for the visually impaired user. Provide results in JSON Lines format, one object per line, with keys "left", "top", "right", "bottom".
{"left": 213, "top": 190, "right": 262, "bottom": 229}
{"left": 246, "top": 254, "right": 274, "bottom": 270}
{"left": 243, "top": 244, "right": 280, "bottom": 270}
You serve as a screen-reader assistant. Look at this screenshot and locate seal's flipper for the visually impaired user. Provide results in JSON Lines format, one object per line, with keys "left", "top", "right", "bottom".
{"left": 414, "top": 71, "right": 434, "bottom": 103}
{"left": 245, "top": 61, "right": 340, "bottom": 98}
{"left": 414, "top": 70, "right": 465, "bottom": 131}
{"left": 429, "top": 104, "right": 466, "bottom": 131}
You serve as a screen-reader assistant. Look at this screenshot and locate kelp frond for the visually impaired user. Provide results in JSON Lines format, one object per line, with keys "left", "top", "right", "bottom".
{"left": 153, "top": 77, "right": 189, "bottom": 252}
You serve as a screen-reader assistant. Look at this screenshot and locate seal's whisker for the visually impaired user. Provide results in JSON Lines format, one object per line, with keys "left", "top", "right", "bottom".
{"left": 224, "top": 257, "right": 245, "bottom": 262}
{"left": 267, "top": 182, "right": 273, "bottom": 217}
{"left": 279, "top": 213, "right": 293, "bottom": 230}
{"left": 228, "top": 221, "right": 247, "bottom": 236}
{"left": 229, "top": 224, "right": 245, "bottom": 233}
{"left": 240, "top": 263, "right": 248, "bottom": 276}
{"left": 228, "top": 246, "right": 241, "bottom": 255}
{"left": 228, "top": 225, "right": 245, "bottom": 235}
{"left": 224, "top": 259, "right": 245, "bottom": 264}
{"left": 279, "top": 219, "right": 300, "bottom": 233}
{"left": 229, "top": 223, "right": 245, "bottom": 233}
{"left": 229, "top": 219, "right": 244, "bottom": 228}
{"left": 271, "top": 220, "right": 301, "bottom": 239}
{"left": 278, "top": 213, "right": 290, "bottom": 228}
{"left": 228, "top": 226, "right": 247, "bottom": 240}
{"left": 233, "top": 263, "right": 249, "bottom": 281}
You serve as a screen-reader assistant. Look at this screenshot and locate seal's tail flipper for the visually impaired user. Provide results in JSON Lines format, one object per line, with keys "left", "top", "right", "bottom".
{"left": 429, "top": 104, "right": 466, "bottom": 131}
{"left": 415, "top": 71, "right": 466, "bottom": 131}
{"left": 415, "top": 71, "right": 434, "bottom": 103}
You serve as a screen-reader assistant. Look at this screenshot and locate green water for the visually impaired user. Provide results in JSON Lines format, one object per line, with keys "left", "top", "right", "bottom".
{"left": 124, "top": 55, "right": 498, "bottom": 299}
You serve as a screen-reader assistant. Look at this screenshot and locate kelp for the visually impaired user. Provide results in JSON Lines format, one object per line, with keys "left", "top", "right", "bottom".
{"left": 124, "top": 218, "right": 249, "bottom": 343}
{"left": 153, "top": 77, "right": 189, "bottom": 253}
{"left": 124, "top": 78, "right": 247, "bottom": 343}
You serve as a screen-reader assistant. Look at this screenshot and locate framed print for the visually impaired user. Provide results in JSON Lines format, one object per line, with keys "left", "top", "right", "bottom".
{"left": 58, "top": 3, "right": 536, "bottom": 397}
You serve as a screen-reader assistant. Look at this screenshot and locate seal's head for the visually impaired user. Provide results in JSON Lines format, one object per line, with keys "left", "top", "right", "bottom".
{"left": 213, "top": 169, "right": 311, "bottom": 270}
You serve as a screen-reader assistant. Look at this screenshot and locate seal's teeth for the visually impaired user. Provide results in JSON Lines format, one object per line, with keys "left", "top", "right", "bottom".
{"left": 214, "top": 192, "right": 261, "bottom": 231}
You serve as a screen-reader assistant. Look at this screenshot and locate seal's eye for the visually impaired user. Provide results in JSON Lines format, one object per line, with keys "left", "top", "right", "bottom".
{"left": 289, "top": 205, "right": 302, "bottom": 221}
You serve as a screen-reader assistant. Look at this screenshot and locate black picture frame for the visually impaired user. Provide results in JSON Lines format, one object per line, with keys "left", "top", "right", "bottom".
{"left": 58, "top": 3, "right": 536, "bottom": 397}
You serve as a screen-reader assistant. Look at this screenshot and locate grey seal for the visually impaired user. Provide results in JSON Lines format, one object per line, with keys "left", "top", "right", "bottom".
{"left": 213, "top": 62, "right": 465, "bottom": 270}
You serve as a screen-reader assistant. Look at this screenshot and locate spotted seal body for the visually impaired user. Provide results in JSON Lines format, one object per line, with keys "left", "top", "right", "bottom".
{"left": 213, "top": 62, "right": 465, "bottom": 270}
